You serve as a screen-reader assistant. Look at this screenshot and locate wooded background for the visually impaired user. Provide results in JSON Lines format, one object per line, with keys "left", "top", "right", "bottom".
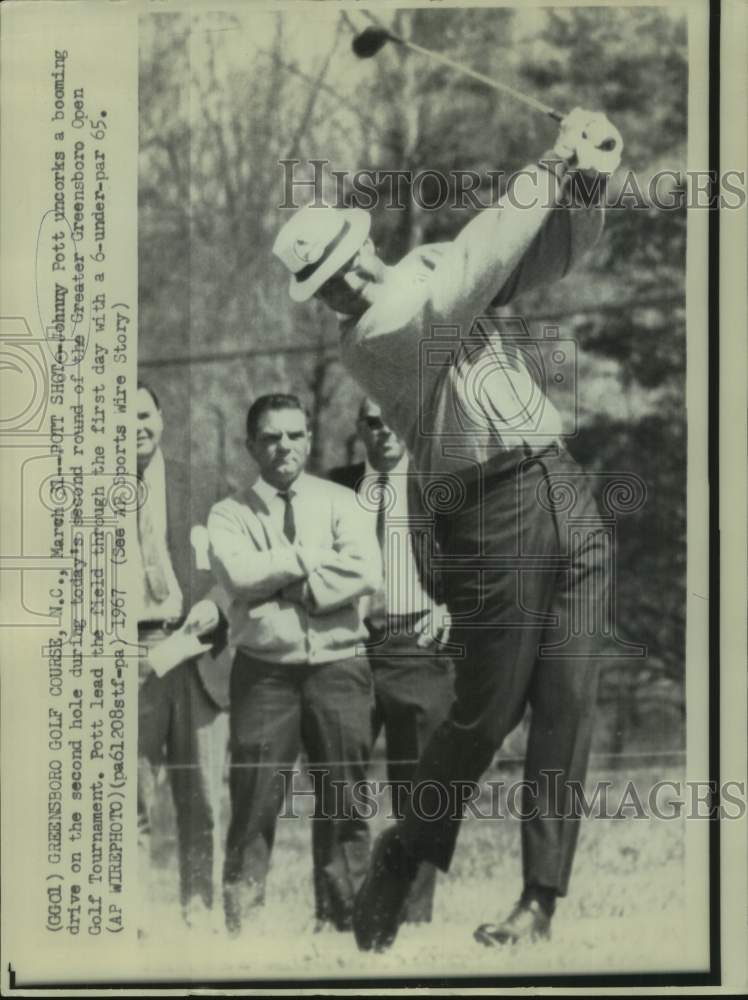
{"left": 138, "top": 6, "right": 688, "bottom": 754}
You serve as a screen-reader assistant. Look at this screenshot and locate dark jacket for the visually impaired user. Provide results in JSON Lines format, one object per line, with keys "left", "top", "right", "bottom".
{"left": 328, "top": 462, "right": 366, "bottom": 494}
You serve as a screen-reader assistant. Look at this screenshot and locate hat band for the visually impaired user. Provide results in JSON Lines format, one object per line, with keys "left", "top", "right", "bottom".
{"left": 295, "top": 219, "right": 353, "bottom": 284}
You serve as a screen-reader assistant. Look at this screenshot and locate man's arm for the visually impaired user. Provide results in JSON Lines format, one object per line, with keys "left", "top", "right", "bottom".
{"left": 297, "top": 489, "right": 382, "bottom": 614}
{"left": 430, "top": 110, "right": 621, "bottom": 331}
{"left": 207, "top": 501, "right": 307, "bottom": 602}
{"left": 430, "top": 162, "right": 601, "bottom": 332}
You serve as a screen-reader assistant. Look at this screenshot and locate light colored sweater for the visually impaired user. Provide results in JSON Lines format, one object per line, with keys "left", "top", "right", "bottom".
{"left": 207, "top": 472, "right": 381, "bottom": 665}
{"left": 339, "top": 162, "right": 604, "bottom": 477}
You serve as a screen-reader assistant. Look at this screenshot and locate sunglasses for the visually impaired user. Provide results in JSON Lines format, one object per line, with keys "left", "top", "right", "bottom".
{"left": 361, "top": 416, "right": 386, "bottom": 431}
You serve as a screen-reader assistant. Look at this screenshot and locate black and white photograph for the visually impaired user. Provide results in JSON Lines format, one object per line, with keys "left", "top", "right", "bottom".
{"left": 134, "top": 0, "right": 713, "bottom": 983}
{"left": 1, "top": 0, "right": 746, "bottom": 992}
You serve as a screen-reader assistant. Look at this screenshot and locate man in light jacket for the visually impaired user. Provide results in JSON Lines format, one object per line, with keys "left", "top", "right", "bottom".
{"left": 272, "top": 110, "right": 622, "bottom": 951}
{"left": 208, "top": 392, "right": 381, "bottom": 935}
{"left": 136, "top": 382, "right": 231, "bottom": 935}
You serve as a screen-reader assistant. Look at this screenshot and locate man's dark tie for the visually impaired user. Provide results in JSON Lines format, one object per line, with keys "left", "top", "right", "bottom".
{"left": 137, "top": 491, "right": 170, "bottom": 601}
{"left": 375, "top": 474, "right": 388, "bottom": 549}
{"left": 278, "top": 491, "right": 296, "bottom": 543}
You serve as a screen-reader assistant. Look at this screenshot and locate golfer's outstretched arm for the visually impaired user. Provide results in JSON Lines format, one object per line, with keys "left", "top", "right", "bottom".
{"left": 430, "top": 162, "right": 603, "bottom": 331}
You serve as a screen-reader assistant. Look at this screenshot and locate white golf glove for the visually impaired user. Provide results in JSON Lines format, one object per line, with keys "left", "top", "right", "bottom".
{"left": 554, "top": 107, "right": 623, "bottom": 175}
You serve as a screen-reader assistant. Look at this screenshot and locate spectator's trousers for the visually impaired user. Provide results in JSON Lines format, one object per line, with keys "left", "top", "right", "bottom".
{"left": 366, "top": 619, "right": 455, "bottom": 922}
{"left": 223, "top": 651, "right": 374, "bottom": 929}
{"left": 138, "top": 627, "right": 228, "bottom": 912}
{"left": 400, "top": 447, "right": 610, "bottom": 896}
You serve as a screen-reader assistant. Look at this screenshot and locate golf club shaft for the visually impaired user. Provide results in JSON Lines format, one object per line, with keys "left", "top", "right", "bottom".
{"left": 395, "top": 35, "right": 564, "bottom": 123}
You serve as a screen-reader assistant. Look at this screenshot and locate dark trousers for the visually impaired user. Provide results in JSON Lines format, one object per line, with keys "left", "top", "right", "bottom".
{"left": 223, "top": 651, "right": 374, "bottom": 928}
{"left": 400, "top": 448, "right": 609, "bottom": 897}
{"left": 138, "top": 630, "right": 228, "bottom": 911}
{"left": 366, "top": 623, "right": 455, "bottom": 922}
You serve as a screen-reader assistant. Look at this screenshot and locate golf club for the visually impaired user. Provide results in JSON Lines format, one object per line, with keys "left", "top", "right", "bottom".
{"left": 354, "top": 25, "right": 566, "bottom": 126}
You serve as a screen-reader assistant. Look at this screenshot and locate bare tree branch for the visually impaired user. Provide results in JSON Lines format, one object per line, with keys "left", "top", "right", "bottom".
{"left": 258, "top": 49, "right": 387, "bottom": 139}
{"left": 284, "top": 20, "right": 343, "bottom": 158}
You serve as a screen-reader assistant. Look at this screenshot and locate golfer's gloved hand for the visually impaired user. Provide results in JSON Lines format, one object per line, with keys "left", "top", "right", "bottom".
{"left": 554, "top": 107, "right": 623, "bottom": 175}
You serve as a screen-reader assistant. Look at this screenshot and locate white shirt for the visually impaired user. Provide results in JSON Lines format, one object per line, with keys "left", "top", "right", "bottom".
{"left": 363, "top": 455, "right": 430, "bottom": 619}
{"left": 251, "top": 474, "right": 303, "bottom": 541}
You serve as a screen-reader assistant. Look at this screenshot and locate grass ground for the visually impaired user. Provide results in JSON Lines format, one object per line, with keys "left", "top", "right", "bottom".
{"left": 138, "top": 763, "right": 688, "bottom": 983}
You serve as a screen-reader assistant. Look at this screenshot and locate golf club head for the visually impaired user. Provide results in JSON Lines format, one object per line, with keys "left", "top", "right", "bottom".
{"left": 352, "top": 27, "right": 396, "bottom": 59}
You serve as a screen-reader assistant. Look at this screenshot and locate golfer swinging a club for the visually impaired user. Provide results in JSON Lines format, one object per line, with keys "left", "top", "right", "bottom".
{"left": 273, "top": 107, "right": 623, "bottom": 952}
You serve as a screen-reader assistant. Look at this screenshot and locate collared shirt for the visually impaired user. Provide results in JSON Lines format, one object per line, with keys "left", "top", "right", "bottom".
{"left": 339, "top": 163, "right": 604, "bottom": 478}
{"left": 208, "top": 472, "right": 381, "bottom": 665}
{"left": 251, "top": 475, "right": 302, "bottom": 541}
{"left": 362, "top": 456, "right": 430, "bottom": 620}
{"left": 135, "top": 448, "right": 183, "bottom": 623}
